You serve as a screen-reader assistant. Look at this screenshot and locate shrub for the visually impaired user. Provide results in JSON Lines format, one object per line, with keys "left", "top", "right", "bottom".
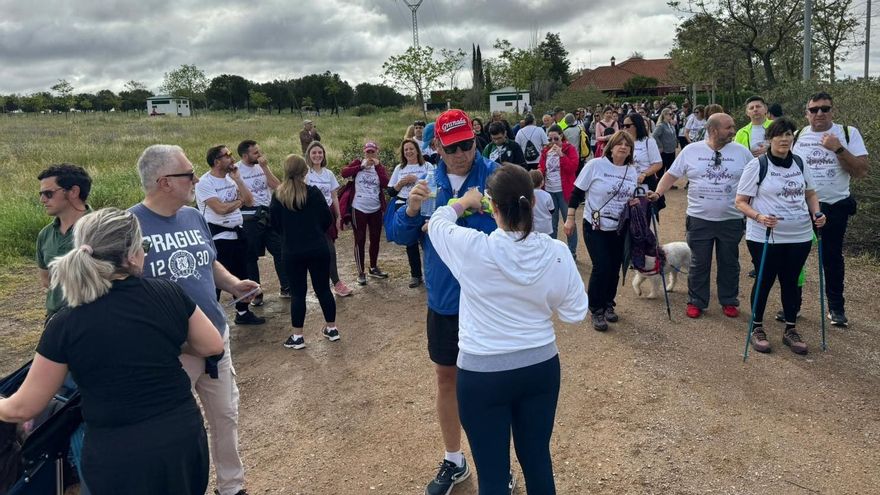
{"left": 351, "top": 104, "right": 378, "bottom": 116}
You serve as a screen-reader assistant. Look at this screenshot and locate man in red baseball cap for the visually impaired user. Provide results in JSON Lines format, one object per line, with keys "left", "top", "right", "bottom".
{"left": 387, "top": 109, "right": 499, "bottom": 495}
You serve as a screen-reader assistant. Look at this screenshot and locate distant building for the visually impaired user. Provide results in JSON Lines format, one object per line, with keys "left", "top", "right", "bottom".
{"left": 489, "top": 87, "right": 530, "bottom": 113}
{"left": 146, "top": 96, "right": 191, "bottom": 117}
{"left": 569, "top": 57, "right": 686, "bottom": 96}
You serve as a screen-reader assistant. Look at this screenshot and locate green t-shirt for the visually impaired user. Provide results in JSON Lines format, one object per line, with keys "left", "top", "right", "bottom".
{"left": 36, "top": 210, "right": 90, "bottom": 315}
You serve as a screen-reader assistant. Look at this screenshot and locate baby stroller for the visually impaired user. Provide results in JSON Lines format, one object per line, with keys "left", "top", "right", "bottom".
{"left": 0, "top": 360, "right": 83, "bottom": 495}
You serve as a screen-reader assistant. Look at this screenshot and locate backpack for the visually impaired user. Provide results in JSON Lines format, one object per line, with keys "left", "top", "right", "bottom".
{"left": 578, "top": 128, "right": 590, "bottom": 159}
{"left": 523, "top": 130, "right": 541, "bottom": 162}
{"left": 757, "top": 153, "right": 804, "bottom": 187}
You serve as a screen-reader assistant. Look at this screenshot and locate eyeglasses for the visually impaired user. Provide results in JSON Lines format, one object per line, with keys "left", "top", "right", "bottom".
{"left": 39, "top": 187, "right": 66, "bottom": 199}
{"left": 141, "top": 238, "right": 152, "bottom": 254}
{"left": 548, "top": 137, "right": 561, "bottom": 142}
{"left": 623, "top": 123, "right": 635, "bottom": 129}
{"left": 807, "top": 105, "right": 832, "bottom": 114}
{"left": 441, "top": 139, "right": 475, "bottom": 154}
{"left": 157, "top": 170, "right": 196, "bottom": 182}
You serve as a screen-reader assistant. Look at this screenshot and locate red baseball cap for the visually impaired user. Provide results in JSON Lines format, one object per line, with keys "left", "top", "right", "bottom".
{"left": 435, "top": 109, "right": 474, "bottom": 147}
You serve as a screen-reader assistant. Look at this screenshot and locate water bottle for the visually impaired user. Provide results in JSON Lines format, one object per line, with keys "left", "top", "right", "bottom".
{"left": 420, "top": 170, "right": 437, "bottom": 217}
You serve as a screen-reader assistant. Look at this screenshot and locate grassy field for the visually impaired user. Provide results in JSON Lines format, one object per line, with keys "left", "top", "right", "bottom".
{"left": 0, "top": 109, "right": 431, "bottom": 267}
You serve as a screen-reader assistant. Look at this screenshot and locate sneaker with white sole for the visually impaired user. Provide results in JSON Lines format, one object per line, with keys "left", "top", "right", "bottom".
{"left": 322, "top": 327, "right": 341, "bottom": 341}
{"left": 425, "top": 458, "right": 470, "bottom": 495}
{"left": 827, "top": 309, "right": 848, "bottom": 327}
{"left": 333, "top": 281, "right": 352, "bottom": 297}
{"left": 369, "top": 267, "right": 389, "bottom": 279}
{"left": 283, "top": 335, "right": 305, "bottom": 349}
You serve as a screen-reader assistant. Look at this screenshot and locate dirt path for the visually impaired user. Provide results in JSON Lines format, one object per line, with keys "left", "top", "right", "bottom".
{"left": 4, "top": 188, "right": 880, "bottom": 494}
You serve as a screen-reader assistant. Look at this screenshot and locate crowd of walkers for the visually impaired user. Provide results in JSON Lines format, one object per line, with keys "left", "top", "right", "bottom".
{"left": 0, "top": 90, "right": 869, "bottom": 495}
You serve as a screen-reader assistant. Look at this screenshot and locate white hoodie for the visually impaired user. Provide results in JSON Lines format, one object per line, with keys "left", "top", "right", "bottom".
{"left": 428, "top": 205, "right": 588, "bottom": 360}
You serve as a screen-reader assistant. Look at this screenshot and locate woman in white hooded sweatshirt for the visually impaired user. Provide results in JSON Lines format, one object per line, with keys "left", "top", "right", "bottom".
{"left": 426, "top": 164, "right": 588, "bottom": 494}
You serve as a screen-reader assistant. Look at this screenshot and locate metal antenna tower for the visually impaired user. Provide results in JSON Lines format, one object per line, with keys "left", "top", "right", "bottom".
{"left": 402, "top": 0, "right": 424, "bottom": 48}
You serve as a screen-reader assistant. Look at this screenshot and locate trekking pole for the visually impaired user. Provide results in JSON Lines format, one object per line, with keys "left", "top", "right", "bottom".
{"left": 650, "top": 203, "right": 673, "bottom": 321}
{"left": 744, "top": 226, "right": 773, "bottom": 362}
{"left": 815, "top": 212, "right": 827, "bottom": 351}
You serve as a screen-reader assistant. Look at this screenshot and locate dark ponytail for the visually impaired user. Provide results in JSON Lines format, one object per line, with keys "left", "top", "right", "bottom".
{"left": 486, "top": 165, "right": 534, "bottom": 241}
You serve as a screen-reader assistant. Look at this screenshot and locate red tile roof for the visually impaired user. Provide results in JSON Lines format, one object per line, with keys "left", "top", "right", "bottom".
{"left": 569, "top": 58, "right": 680, "bottom": 92}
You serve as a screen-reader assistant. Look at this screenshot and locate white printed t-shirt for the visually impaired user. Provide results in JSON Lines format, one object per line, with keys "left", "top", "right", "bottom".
{"left": 633, "top": 137, "right": 661, "bottom": 177}
{"left": 195, "top": 172, "right": 242, "bottom": 240}
{"left": 306, "top": 167, "right": 340, "bottom": 207}
{"left": 236, "top": 161, "right": 271, "bottom": 210}
{"left": 574, "top": 157, "right": 639, "bottom": 231}
{"left": 668, "top": 141, "right": 752, "bottom": 221}
{"left": 737, "top": 155, "right": 815, "bottom": 244}
{"left": 544, "top": 154, "right": 562, "bottom": 193}
{"left": 352, "top": 166, "right": 382, "bottom": 214}
{"left": 389, "top": 163, "right": 433, "bottom": 203}
{"left": 792, "top": 123, "right": 868, "bottom": 204}
{"left": 532, "top": 188, "right": 555, "bottom": 234}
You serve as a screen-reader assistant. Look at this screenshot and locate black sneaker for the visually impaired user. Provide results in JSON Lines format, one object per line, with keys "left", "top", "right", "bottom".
{"left": 234, "top": 310, "right": 266, "bottom": 325}
{"left": 250, "top": 294, "right": 264, "bottom": 307}
{"left": 323, "top": 327, "right": 341, "bottom": 342}
{"left": 369, "top": 267, "right": 389, "bottom": 279}
{"left": 357, "top": 275, "right": 367, "bottom": 286}
{"left": 604, "top": 306, "right": 619, "bottom": 323}
{"left": 409, "top": 276, "right": 423, "bottom": 288}
{"left": 279, "top": 288, "right": 290, "bottom": 299}
{"left": 283, "top": 335, "right": 305, "bottom": 349}
{"left": 827, "top": 309, "right": 848, "bottom": 327}
{"left": 425, "top": 458, "right": 470, "bottom": 495}
{"left": 775, "top": 310, "right": 801, "bottom": 322}
{"left": 591, "top": 312, "right": 608, "bottom": 332}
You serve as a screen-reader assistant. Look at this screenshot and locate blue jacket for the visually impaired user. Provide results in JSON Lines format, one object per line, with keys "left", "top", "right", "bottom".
{"left": 389, "top": 154, "right": 498, "bottom": 315}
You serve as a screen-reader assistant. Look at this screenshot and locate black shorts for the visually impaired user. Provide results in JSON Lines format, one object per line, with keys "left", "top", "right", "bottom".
{"left": 426, "top": 308, "right": 459, "bottom": 366}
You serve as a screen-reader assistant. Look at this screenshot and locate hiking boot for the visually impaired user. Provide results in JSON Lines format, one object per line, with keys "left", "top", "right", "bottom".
{"left": 591, "top": 312, "right": 608, "bottom": 332}
{"left": 369, "top": 267, "right": 389, "bottom": 279}
{"left": 775, "top": 310, "right": 801, "bottom": 322}
{"left": 409, "top": 276, "right": 423, "bottom": 288}
{"left": 425, "top": 458, "right": 470, "bottom": 495}
{"left": 686, "top": 303, "right": 702, "bottom": 319}
{"left": 750, "top": 327, "right": 771, "bottom": 353}
{"left": 604, "top": 306, "right": 619, "bottom": 323}
{"left": 279, "top": 288, "right": 290, "bottom": 299}
{"left": 722, "top": 305, "right": 739, "bottom": 318}
{"left": 827, "top": 309, "right": 848, "bottom": 327}
{"left": 357, "top": 275, "right": 367, "bottom": 286}
{"left": 283, "top": 335, "right": 306, "bottom": 350}
{"left": 322, "top": 327, "right": 341, "bottom": 342}
{"left": 783, "top": 329, "right": 808, "bottom": 355}
{"left": 234, "top": 310, "right": 266, "bottom": 325}
{"left": 250, "top": 294, "right": 264, "bottom": 307}
{"left": 333, "top": 281, "right": 352, "bottom": 297}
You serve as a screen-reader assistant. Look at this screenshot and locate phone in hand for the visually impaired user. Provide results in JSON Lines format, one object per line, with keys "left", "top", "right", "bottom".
{"left": 226, "top": 287, "right": 261, "bottom": 307}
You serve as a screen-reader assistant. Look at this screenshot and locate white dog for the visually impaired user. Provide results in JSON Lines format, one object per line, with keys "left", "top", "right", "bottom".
{"left": 632, "top": 241, "right": 692, "bottom": 298}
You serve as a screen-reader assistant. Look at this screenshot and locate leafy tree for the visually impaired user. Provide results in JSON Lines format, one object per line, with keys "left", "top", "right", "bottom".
{"left": 539, "top": 33, "right": 571, "bottom": 85}
{"left": 95, "top": 89, "right": 120, "bottom": 111}
{"left": 623, "top": 76, "right": 659, "bottom": 94}
{"left": 353, "top": 82, "right": 406, "bottom": 107}
{"left": 813, "top": 0, "right": 862, "bottom": 82}
{"left": 51, "top": 79, "right": 74, "bottom": 112}
{"left": 630, "top": 51, "right": 646, "bottom": 59}
{"left": 249, "top": 90, "right": 271, "bottom": 111}
{"left": 492, "top": 39, "right": 551, "bottom": 112}
{"left": 161, "top": 64, "right": 208, "bottom": 110}
{"left": 21, "top": 92, "right": 51, "bottom": 113}
{"left": 206, "top": 74, "right": 250, "bottom": 111}
{"left": 382, "top": 45, "right": 464, "bottom": 116}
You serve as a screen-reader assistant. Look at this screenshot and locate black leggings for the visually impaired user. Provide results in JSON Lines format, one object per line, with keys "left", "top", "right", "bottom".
{"left": 583, "top": 224, "right": 625, "bottom": 314}
{"left": 406, "top": 242, "right": 422, "bottom": 278}
{"left": 285, "top": 249, "right": 336, "bottom": 328}
{"left": 747, "top": 240, "right": 812, "bottom": 324}
{"left": 214, "top": 238, "right": 249, "bottom": 313}
{"left": 457, "top": 355, "right": 560, "bottom": 495}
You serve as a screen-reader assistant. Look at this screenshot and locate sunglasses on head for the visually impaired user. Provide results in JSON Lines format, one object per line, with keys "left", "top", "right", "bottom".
{"left": 807, "top": 105, "right": 832, "bottom": 114}
{"left": 141, "top": 238, "right": 153, "bottom": 254}
{"left": 39, "top": 187, "right": 66, "bottom": 199}
{"left": 441, "top": 139, "right": 475, "bottom": 154}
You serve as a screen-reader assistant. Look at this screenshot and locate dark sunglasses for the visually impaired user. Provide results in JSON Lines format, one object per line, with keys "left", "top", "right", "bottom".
{"left": 441, "top": 139, "right": 475, "bottom": 154}
{"left": 807, "top": 105, "right": 832, "bottom": 114}
{"left": 141, "top": 238, "right": 152, "bottom": 254}
{"left": 623, "top": 123, "right": 635, "bottom": 129}
{"left": 157, "top": 171, "right": 196, "bottom": 182}
{"left": 548, "top": 136, "right": 561, "bottom": 142}
{"left": 39, "top": 187, "right": 66, "bottom": 199}
{"left": 713, "top": 151, "right": 722, "bottom": 167}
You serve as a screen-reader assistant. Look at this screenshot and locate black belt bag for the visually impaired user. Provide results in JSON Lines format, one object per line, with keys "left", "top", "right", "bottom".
{"left": 242, "top": 206, "right": 270, "bottom": 227}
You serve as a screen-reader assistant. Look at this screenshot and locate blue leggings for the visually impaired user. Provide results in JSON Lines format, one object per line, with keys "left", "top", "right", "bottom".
{"left": 457, "top": 355, "right": 560, "bottom": 495}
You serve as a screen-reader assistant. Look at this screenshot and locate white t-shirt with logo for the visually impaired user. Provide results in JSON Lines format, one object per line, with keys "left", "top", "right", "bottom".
{"left": 352, "top": 166, "right": 382, "bottom": 214}
{"left": 633, "top": 137, "right": 661, "bottom": 176}
{"left": 792, "top": 123, "right": 868, "bottom": 204}
{"left": 389, "top": 162, "right": 433, "bottom": 203}
{"left": 532, "top": 188, "right": 555, "bottom": 234}
{"left": 749, "top": 124, "right": 767, "bottom": 151}
{"left": 574, "top": 157, "right": 639, "bottom": 231}
{"left": 195, "top": 172, "right": 242, "bottom": 240}
{"left": 306, "top": 167, "right": 340, "bottom": 206}
{"left": 544, "top": 154, "right": 562, "bottom": 193}
{"left": 737, "top": 156, "right": 816, "bottom": 244}
{"left": 236, "top": 161, "right": 271, "bottom": 209}
{"left": 668, "top": 141, "right": 752, "bottom": 221}
{"left": 685, "top": 115, "right": 705, "bottom": 141}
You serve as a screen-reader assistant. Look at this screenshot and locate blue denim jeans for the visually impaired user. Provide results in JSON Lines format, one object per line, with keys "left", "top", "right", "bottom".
{"left": 548, "top": 191, "right": 578, "bottom": 256}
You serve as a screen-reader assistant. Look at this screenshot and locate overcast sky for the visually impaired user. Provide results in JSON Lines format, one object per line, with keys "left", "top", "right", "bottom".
{"left": 1, "top": 0, "right": 874, "bottom": 95}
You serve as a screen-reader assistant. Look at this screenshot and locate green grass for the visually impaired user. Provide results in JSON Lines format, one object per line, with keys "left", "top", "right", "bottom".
{"left": 0, "top": 108, "right": 431, "bottom": 267}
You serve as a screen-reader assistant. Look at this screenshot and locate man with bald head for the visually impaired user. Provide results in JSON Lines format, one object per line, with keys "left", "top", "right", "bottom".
{"left": 648, "top": 113, "right": 753, "bottom": 319}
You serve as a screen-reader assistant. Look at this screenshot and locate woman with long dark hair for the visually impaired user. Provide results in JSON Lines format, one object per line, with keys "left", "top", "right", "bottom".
{"left": 428, "top": 164, "right": 588, "bottom": 494}
{"left": 539, "top": 124, "right": 579, "bottom": 259}
{"left": 387, "top": 138, "right": 433, "bottom": 288}
{"left": 594, "top": 105, "right": 619, "bottom": 157}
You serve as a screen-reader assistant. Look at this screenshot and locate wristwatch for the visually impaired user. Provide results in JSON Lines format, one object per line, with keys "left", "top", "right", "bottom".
{"left": 834, "top": 146, "right": 845, "bottom": 155}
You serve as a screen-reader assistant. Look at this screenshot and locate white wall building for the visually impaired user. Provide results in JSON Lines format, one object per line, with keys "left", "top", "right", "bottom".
{"left": 489, "top": 87, "right": 530, "bottom": 114}
{"left": 146, "top": 96, "right": 191, "bottom": 116}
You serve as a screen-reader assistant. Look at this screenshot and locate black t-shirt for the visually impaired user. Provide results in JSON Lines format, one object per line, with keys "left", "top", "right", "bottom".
{"left": 269, "top": 185, "right": 332, "bottom": 255}
{"left": 37, "top": 277, "right": 197, "bottom": 428}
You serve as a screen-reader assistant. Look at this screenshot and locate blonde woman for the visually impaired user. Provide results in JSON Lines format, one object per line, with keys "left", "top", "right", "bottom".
{"left": 271, "top": 154, "right": 340, "bottom": 349}
{"left": 0, "top": 208, "right": 223, "bottom": 495}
